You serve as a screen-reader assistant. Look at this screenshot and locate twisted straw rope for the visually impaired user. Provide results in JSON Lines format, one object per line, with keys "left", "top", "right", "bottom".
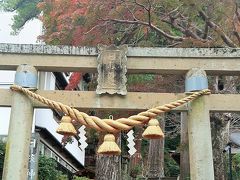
{"left": 10, "top": 85, "right": 210, "bottom": 133}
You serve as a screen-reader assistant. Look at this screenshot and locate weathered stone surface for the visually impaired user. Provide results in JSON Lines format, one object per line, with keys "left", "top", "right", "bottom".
{"left": 1, "top": 43, "right": 240, "bottom": 75}
{"left": 1, "top": 43, "right": 240, "bottom": 57}
{"left": 96, "top": 44, "right": 128, "bottom": 95}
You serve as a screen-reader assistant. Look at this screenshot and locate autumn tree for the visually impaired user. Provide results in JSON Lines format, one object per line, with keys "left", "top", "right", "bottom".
{"left": 0, "top": 0, "right": 42, "bottom": 34}
{"left": 1, "top": 0, "right": 239, "bottom": 47}
{"left": 33, "top": 0, "right": 240, "bottom": 47}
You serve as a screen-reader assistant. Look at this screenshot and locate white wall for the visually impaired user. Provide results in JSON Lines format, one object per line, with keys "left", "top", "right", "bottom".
{"left": 0, "top": 71, "right": 85, "bottom": 165}
{"left": 0, "top": 71, "right": 15, "bottom": 84}
{"left": 0, "top": 107, "right": 11, "bottom": 135}
{"left": 0, "top": 71, "right": 15, "bottom": 135}
{"left": 35, "top": 109, "right": 85, "bottom": 165}
{"left": 36, "top": 72, "right": 85, "bottom": 165}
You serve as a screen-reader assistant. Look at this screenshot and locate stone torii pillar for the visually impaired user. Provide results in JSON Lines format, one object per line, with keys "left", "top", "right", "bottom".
{"left": 180, "top": 112, "right": 190, "bottom": 180}
{"left": 185, "top": 68, "right": 214, "bottom": 180}
{"left": 3, "top": 64, "right": 37, "bottom": 180}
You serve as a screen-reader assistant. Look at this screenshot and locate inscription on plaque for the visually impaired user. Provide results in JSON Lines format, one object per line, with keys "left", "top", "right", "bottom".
{"left": 96, "top": 44, "right": 128, "bottom": 95}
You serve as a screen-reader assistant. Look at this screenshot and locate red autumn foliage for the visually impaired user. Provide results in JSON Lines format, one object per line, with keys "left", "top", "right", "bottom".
{"left": 37, "top": 0, "right": 151, "bottom": 46}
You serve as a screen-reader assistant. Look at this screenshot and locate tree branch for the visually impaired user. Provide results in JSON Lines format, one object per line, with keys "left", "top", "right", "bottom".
{"left": 233, "top": 31, "right": 240, "bottom": 45}
{"left": 84, "top": 22, "right": 109, "bottom": 35}
{"left": 102, "top": 18, "right": 184, "bottom": 41}
{"left": 167, "top": 11, "right": 213, "bottom": 40}
{"left": 149, "top": 23, "right": 184, "bottom": 41}
{"left": 123, "top": 2, "right": 139, "bottom": 21}
{"left": 167, "top": 42, "right": 182, "bottom": 47}
{"left": 133, "top": 0, "right": 152, "bottom": 25}
{"left": 147, "top": 0, "right": 151, "bottom": 25}
{"left": 134, "top": 0, "right": 148, "bottom": 11}
{"left": 235, "top": 3, "right": 240, "bottom": 21}
{"left": 203, "top": 22, "right": 209, "bottom": 39}
{"left": 199, "top": 10, "right": 238, "bottom": 48}
{"left": 233, "top": 3, "right": 240, "bottom": 44}
{"left": 161, "top": 16, "right": 204, "bottom": 40}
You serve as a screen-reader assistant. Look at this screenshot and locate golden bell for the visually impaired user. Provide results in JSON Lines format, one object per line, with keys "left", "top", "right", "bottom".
{"left": 142, "top": 119, "right": 164, "bottom": 139}
{"left": 56, "top": 115, "right": 77, "bottom": 136}
{"left": 97, "top": 134, "right": 121, "bottom": 155}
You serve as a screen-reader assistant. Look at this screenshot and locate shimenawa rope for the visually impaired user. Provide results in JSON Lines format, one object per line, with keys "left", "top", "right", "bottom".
{"left": 10, "top": 85, "right": 210, "bottom": 133}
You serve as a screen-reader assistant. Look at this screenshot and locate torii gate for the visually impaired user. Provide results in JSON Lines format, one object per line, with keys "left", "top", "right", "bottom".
{"left": 1, "top": 43, "right": 240, "bottom": 180}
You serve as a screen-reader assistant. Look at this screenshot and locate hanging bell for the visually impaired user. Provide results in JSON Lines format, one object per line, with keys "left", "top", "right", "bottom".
{"left": 97, "top": 134, "right": 121, "bottom": 155}
{"left": 56, "top": 115, "right": 77, "bottom": 136}
{"left": 142, "top": 119, "right": 164, "bottom": 139}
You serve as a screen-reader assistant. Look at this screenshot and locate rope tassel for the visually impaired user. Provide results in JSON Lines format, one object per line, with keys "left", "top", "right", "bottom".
{"left": 10, "top": 85, "right": 211, "bottom": 156}
{"left": 142, "top": 119, "right": 164, "bottom": 139}
{"left": 56, "top": 115, "right": 77, "bottom": 136}
{"left": 97, "top": 134, "right": 121, "bottom": 155}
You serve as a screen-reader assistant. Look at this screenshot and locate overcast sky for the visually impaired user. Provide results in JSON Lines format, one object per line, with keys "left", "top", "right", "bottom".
{"left": 0, "top": 12, "right": 42, "bottom": 135}
{"left": 0, "top": 12, "right": 42, "bottom": 44}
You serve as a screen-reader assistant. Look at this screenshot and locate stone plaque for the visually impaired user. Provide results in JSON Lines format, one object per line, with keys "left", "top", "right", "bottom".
{"left": 96, "top": 44, "right": 128, "bottom": 95}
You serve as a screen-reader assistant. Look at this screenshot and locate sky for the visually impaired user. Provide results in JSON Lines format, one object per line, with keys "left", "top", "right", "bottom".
{"left": 0, "top": 12, "right": 42, "bottom": 44}
{"left": 0, "top": 12, "right": 42, "bottom": 135}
